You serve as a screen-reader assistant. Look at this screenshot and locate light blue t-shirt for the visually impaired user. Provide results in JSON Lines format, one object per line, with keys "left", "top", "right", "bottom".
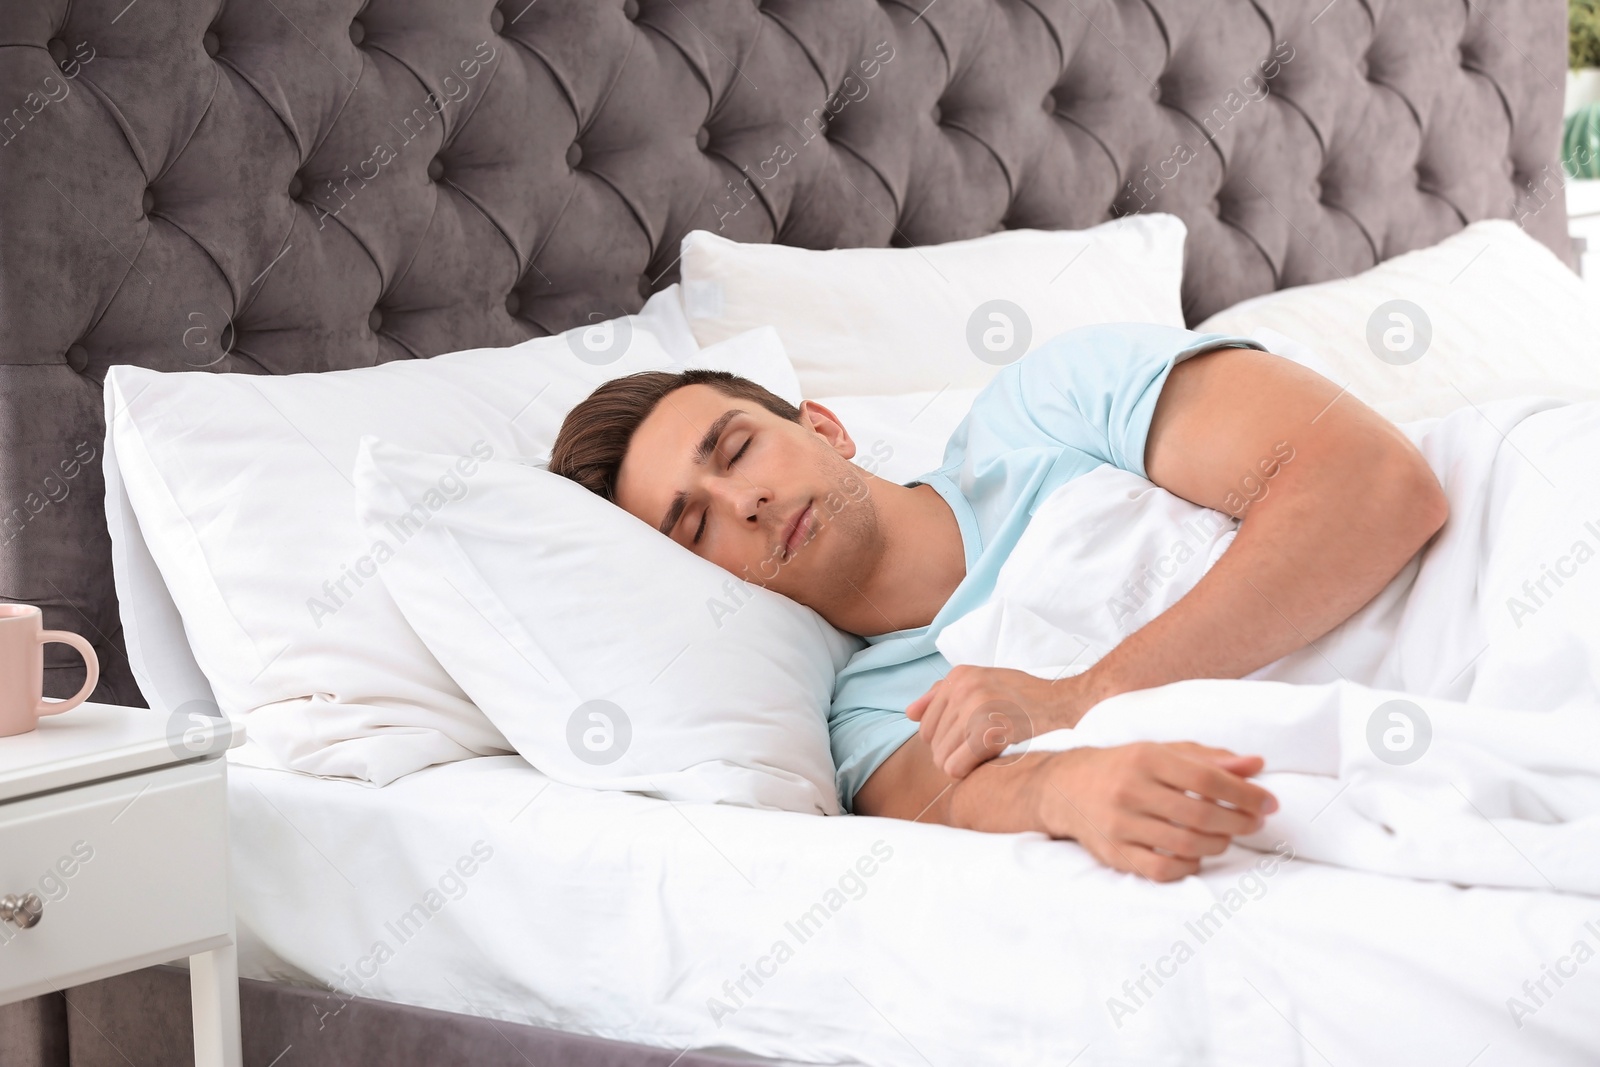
{"left": 829, "top": 322, "right": 1265, "bottom": 810}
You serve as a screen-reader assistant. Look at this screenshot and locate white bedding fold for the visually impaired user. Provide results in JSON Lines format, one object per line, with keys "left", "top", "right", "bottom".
{"left": 1028, "top": 679, "right": 1600, "bottom": 894}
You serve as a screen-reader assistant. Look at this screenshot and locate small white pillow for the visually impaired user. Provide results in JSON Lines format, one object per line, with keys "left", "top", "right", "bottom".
{"left": 678, "top": 325, "right": 802, "bottom": 408}
{"left": 352, "top": 437, "right": 858, "bottom": 814}
{"left": 107, "top": 295, "right": 799, "bottom": 786}
{"left": 680, "top": 214, "right": 1189, "bottom": 397}
{"left": 1198, "top": 220, "right": 1600, "bottom": 421}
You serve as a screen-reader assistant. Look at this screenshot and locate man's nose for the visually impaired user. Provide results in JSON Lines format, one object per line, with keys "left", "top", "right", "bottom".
{"left": 715, "top": 481, "right": 769, "bottom": 525}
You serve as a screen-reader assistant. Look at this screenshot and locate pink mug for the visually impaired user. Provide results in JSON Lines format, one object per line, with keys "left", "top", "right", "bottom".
{"left": 0, "top": 604, "right": 99, "bottom": 737}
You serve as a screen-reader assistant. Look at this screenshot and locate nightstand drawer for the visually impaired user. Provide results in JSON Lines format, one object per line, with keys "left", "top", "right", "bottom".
{"left": 0, "top": 757, "right": 231, "bottom": 1002}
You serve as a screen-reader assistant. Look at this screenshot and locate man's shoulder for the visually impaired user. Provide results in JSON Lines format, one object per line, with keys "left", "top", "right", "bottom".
{"left": 964, "top": 322, "right": 1209, "bottom": 419}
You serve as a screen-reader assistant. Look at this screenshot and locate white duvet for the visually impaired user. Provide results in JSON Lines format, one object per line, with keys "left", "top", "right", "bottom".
{"left": 938, "top": 396, "right": 1600, "bottom": 896}
{"left": 231, "top": 756, "right": 1600, "bottom": 1067}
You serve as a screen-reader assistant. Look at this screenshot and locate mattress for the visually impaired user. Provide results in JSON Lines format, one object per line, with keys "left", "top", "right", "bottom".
{"left": 228, "top": 754, "right": 1600, "bottom": 1067}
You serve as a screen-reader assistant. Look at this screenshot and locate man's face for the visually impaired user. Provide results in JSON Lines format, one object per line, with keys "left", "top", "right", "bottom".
{"left": 614, "top": 384, "right": 881, "bottom": 610}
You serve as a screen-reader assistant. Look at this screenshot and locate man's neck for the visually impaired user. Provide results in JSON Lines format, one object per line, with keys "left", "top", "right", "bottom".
{"left": 830, "top": 480, "right": 967, "bottom": 637}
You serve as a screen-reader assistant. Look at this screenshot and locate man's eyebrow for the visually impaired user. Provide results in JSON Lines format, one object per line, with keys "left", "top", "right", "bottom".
{"left": 657, "top": 409, "right": 745, "bottom": 536}
{"left": 658, "top": 493, "right": 689, "bottom": 537}
{"left": 693, "top": 409, "right": 745, "bottom": 465}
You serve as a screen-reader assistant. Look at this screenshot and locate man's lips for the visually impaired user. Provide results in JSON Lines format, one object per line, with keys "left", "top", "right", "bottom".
{"left": 781, "top": 501, "right": 813, "bottom": 561}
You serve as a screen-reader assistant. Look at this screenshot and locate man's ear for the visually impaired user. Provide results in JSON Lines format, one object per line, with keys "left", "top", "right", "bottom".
{"left": 797, "top": 399, "right": 857, "bottom": 460}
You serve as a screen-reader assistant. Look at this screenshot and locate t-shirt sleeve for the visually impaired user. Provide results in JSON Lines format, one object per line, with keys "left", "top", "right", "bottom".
{"left": 829, "top": 702, "right": 919, "bottom": 812}
{"left": 828, "top": 640, "right": 949, "bottom": 812}
{"left": 990, "top": 322, "right": 1267, "bottom": 479}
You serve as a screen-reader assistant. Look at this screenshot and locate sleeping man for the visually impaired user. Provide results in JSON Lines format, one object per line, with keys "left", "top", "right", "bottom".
{"left": 545, "top": 323, "right": 1458, "bottom": 882}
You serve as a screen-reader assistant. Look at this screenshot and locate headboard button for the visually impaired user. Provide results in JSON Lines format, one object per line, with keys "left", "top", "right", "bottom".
{"left": 203, "top": 31, "right": 219, "bottom": 57}
{"left": 1042, "top": 92, "right": 1056, "bottom": 114}
{"left": 66, "top": 344, "right": 90, "bottom": 374}
{"left": 141, "top": 188, "right": 155, "bottom": 216}
{"left": 348, "top": 20, "right": 365, "bottom": 46}
{"left": 368, "top": 309, "right": 384, "bottom": 333}
{"left": 288, "top": 174, "right": 304, "bottom": 200}
{"left": 930, "top": 104, "right": 942, "bottom": 125}
{"left": 505, "top": 291, "right": 521, "bottom": 317}
{"left": 566, "top": 142, "right": 583, "bottom": 169}
{"left": 638, "top": 274, "right": 653, "bottom": 300}
{"left": 695, "top": 126, "right": 711, "bottom": 151}
{"left": 427, "top": 157, "right": 445, "bottom": 182}
{"left": 624, "top": 0, "right": 640, "bottom": 20}
{"left": 490, "top": 8, "right": 505, "bottom": 34}
{"left": 47, "top": 38, "right": 69, "bottom": 65}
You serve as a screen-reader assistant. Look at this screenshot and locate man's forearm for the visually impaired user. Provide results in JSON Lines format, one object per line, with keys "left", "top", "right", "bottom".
{"left": 853, "top": 731, "right": 1048, "bottom": 832}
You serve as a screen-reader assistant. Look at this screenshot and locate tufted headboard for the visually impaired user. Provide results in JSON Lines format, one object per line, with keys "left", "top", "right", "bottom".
{"left": 0, "top": 0, "right": 1572, "bottom": 706}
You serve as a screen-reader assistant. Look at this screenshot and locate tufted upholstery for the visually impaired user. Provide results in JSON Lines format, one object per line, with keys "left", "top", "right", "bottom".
{"left": 0, "top": 0, "right": 1573, "bottom": 705}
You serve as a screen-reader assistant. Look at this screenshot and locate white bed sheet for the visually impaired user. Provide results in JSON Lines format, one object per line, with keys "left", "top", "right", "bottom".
{"left": 229, "top": 754, "right": 1600, "bottom": 1067}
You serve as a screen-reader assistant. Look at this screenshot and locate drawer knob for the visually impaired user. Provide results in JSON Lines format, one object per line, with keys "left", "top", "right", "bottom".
{"left": 0, "top": 893, "right": 43, "bottom": 929}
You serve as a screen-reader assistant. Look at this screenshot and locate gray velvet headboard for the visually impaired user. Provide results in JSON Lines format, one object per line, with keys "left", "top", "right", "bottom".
{"left": 0, "top": 0, "right": 1572, "bottom": 707}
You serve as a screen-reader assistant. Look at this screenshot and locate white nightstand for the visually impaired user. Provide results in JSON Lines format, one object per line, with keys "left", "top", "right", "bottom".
{"left": 0, "top": 701, "right": 244, "bottom": 1066}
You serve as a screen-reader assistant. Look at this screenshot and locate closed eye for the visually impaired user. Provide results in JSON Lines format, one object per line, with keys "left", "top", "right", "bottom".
{"left": 692, "top": 437, "right": 750, "bottom": 545}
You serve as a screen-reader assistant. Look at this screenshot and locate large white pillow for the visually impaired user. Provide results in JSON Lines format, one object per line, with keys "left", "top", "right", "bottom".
{"left": 1199, "top": 219, "right": 1600, "bottom": 421}
{"left": 106, "top": 297, "right": 798, "bottom": 786}
{"left": 679, "top": 214, "right": 1188, "bottom": 397}
{"left": 351, "top": 437, "right": 857, "bottom": 813}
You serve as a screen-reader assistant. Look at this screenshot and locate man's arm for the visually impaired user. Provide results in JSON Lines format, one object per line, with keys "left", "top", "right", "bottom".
{"left": 1094, "top": 345, "right": 1448, "bottom": 697}
{"left": 912, "top": 345, "right": 1449, "bottom": 777}
{"left": 853, "top": 730, "right": 1277, "bottom": 882}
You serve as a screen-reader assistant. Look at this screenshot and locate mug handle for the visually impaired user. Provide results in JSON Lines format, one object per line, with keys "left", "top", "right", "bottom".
{"left": 36, "top": 630, "right": 99, "bottom": 717}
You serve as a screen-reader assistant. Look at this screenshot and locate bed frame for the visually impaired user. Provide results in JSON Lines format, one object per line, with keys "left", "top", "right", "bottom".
{"left": 0, "top": 0, "right": 1570, "bottom": 1062}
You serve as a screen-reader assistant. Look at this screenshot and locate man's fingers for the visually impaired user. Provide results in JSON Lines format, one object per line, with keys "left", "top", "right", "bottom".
{"left": 941, "top": 741, "right": 983, "bottom": 780}
{"left": 1124, "top": 816, "right": 1233, "bottom": 860}
{"left": 916, "top": 688, "right": 950, "bottom": 753}
{"left": 1141, "top": 785, "right": 1263, "bottom": 837}
{"left": 1171, "top": 742, "right": 1265, "bottom": 771}
{"left": 942, "top": 710, "right": 1014, "bottom": 779}
{"left": 1100, "top": 843, "right": 1200, "bottom": 883}
{"left": 1152, "top": 750, "right": 1277, "bottom": 816}
{"left": 905, "top": 683, "right": 938, "bottom": 723}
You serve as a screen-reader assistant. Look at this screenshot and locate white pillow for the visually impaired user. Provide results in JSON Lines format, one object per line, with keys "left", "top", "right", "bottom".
{"left": 1198, "top": 220, "right": 1600, "bottom": 421}
{"left": 679, "top": 214, "right": 1189, "bottom": 397}
{"left": 817, "top": 388, "right": 985, "bottom": 485}
{"left": 106, "top": 296, "right": 798, "bottom": 786}
{"left": 352, "top": 437, "right": 857, "bottom": 813}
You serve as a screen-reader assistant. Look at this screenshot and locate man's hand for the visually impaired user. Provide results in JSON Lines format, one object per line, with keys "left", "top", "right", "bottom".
{"left": 1037, "top": 742, "right": 1273, "bottom": 880}
{"left": 906, "top": 664, "right": 1094, "bottom": 779}
{"left": 852, "top": 732, "right": 1277, "bottom": 883}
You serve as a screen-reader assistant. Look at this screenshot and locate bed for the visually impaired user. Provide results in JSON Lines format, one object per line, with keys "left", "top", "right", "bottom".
{"left": 1, "top": 0, "right": 1589, "bottom": 1064}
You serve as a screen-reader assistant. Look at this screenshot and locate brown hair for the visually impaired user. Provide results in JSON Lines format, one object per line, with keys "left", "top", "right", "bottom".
{"left": 548, "top": 369, "right": 801, "bottom": 501}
